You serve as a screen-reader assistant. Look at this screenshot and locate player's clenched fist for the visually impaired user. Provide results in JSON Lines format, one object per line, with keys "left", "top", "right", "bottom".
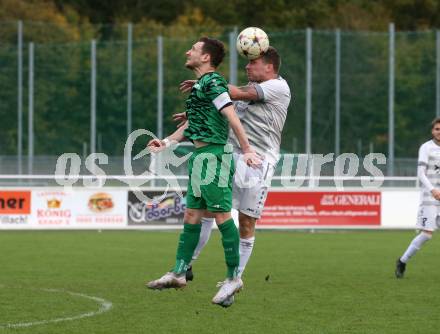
{"left": 147, "top": 138, "right": 166, "bottom": 153}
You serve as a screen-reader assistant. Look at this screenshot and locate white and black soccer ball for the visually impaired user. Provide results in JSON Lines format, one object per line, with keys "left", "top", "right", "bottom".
{"left": 236, "top": 27, "right": 269, "bottom": 60}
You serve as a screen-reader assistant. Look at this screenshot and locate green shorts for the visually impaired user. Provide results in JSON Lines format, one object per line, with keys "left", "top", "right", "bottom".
{"left": 186, "top": 143, "right": 234, "bottom": 212}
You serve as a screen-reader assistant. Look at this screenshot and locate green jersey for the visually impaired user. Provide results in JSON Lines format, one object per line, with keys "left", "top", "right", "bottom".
{"left": 183, "top": 72, "right": 232, "bottom": 145}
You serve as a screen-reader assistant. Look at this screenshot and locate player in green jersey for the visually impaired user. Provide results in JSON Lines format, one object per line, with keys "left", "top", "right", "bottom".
{"left": 146, "top": 37, "right": 260, "bottom": 306}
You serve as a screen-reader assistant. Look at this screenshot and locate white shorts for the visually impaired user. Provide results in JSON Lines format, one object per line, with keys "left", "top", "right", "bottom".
{"left": 416, "top": 205, "right": 440, "bottom": 231}
{"left": 232, "top": 152, "right": 275, "bottom": 219}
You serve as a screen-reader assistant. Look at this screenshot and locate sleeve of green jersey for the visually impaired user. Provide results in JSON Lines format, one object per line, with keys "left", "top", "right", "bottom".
{"left": 204, "top": 75, "right": 232, "bottom": 111}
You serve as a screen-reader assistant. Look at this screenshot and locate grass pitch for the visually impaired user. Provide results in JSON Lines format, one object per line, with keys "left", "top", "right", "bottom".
{"left": 1, "top": 230, "right": 440, "bottom": 334}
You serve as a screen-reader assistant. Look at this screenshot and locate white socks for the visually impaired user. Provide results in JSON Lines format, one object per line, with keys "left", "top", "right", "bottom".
{"left": 189, "top": 217, "right": 214, "bottom": 265}
{"left": 238, "top": 237, "right": 255, "bottom": 278}
{"left": 400, "top": 232, "right": 432, "bottom": 263}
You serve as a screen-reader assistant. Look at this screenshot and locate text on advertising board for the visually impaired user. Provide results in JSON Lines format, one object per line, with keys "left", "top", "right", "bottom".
{"left": 0, "top": 191, "right": 31, "bottom": 214}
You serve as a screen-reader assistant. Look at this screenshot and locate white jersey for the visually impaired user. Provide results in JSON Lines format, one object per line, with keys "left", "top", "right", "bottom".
{"left": 228, "top": 76, "right": 291, "bottom": 165}
{"left": 418, "top": 140, "right": 440, "bottom": 206}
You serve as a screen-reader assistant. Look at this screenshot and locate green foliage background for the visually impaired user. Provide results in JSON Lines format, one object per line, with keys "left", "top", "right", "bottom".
{"left": 1, "top": 0, "right": 440, "bottom": 159}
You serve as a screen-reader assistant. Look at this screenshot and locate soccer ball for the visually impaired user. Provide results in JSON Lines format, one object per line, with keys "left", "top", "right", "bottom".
{"left": 236, "top": 27, "right": 269, "bottom": 60}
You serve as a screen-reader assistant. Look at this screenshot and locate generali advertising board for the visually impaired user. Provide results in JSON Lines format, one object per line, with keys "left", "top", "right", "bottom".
{"left": 259, "top": 191, "right": 381, "bottom": 226}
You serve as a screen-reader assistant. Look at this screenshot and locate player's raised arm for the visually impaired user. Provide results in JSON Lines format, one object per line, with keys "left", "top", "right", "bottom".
{"left": 147, "top": 121, "right": 189, "bottom": 152}
{"left": 179, "top": 79, "right": 260, "bottom": 102}
{"left": 166, "top": 119, "right": 189, "bottom": 143}
{"left": 180, "top": 78, "right": 260, "bottom": 102}
{"left": 220, "top": 105, "right": 261, "bottom": 168}
{"left": 228, "top": 84, "right": 259, "bottom": 101}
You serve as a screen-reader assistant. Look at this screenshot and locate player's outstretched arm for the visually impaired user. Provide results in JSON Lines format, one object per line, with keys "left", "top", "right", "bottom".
{"left": 179, "top": 80, "right": 260, "bottom": 101}
{"left": 147, "top": 121, "right": 189, "bottom": 152}
{"left": 168, "top": 120, "right": 189, "bottom": 142}
{"left": 220, "top": 105, "right": 261, "bottom": 168}
{"left": 228, "top": 84, "right": 259, "bottom": 101}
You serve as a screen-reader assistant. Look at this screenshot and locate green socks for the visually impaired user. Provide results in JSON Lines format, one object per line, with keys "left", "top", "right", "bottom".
{"left": 218, "top": 218, "right": 240, "bottom": 279}
{"left": 173, "top": 223, "right": 201, "bottom": 274}
{"left": 173, "top": 219, "right": 239, "bottom": 278}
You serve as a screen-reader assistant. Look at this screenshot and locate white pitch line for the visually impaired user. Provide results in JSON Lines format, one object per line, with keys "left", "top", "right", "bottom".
{"left": 0, "top": 288, "right": 112, "bottom": 329}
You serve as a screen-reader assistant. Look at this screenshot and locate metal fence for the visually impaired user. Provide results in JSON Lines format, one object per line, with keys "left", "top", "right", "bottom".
{"left": 1, "top": 21, "right": 439, "bottom": 176}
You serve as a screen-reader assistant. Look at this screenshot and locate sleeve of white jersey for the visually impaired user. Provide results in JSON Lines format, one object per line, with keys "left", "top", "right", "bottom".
{"left": 417, "top": 143, "right": 435, "bottom": 191}
{"left": 418, "top": 143, "right": 429, "bottom": 167}
{"left": 418, "top": 164, "right": 434, "bottom": 192}
{"left": 255, "top": 79, "right": 286, "bottom": 102}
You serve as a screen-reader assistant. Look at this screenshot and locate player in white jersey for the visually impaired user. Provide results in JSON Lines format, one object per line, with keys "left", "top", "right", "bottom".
{"left": 395, "top": 118, "right": 440, "bottom": 278}
{"left": 178, "top": 47, "right": 291, "bottom": 297}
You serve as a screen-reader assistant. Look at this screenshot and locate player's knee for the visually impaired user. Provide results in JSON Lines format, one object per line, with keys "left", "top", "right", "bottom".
{"left": 421, "top": 230, "right": 433, "bottom": 239}
{"left": 239, "top": 226, "right": 253, "bottom": 238}
{"left": 239, "top": 216, "right": 255, "bottom": 238}
{"left": 213, "top": 212, "right": 232, "bottom": 225}
{"left": 184, "top": 209, "right": 201, "bottom": 224}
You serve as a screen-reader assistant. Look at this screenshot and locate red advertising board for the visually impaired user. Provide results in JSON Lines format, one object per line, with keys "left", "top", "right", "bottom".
{"left": 260, "top": 191, "right": 381, "bottom": 226}
{"left": 0, "top": 191, "right": 31, "bottom": 214}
